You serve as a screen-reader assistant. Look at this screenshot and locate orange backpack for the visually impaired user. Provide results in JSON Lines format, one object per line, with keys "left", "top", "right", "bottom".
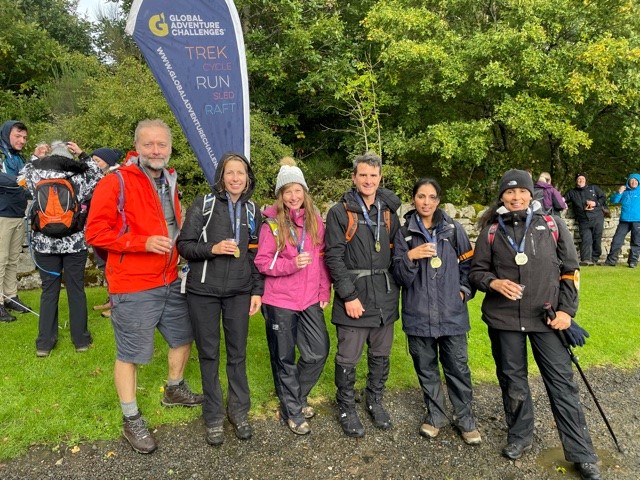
{"left": 31, "top": 177, "right": 84, "bottom": 238}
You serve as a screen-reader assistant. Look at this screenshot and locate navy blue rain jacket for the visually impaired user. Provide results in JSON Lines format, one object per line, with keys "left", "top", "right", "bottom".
{"left": 392, "top": 209, "right": 474, "bottom": 338}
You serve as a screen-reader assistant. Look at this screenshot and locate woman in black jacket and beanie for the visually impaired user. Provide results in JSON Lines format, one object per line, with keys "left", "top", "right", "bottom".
{"left": 177, "top": 153, "right": 264, "bottom": 447}
{"left": 469, "top": 169, "right": 601, "bottom": 480}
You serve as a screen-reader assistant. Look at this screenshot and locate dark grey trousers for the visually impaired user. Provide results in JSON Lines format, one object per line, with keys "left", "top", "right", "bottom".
{"left": 408, "top": 334, "right": 476, "bottom": 432}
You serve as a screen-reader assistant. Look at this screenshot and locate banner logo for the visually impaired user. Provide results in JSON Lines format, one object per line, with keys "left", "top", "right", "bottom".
{"left": 149, "top": 13, "right": 169, "bottom": 37}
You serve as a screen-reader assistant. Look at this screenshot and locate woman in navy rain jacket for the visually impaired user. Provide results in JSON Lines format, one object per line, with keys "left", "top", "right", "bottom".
{"left": 392, "top": 178, "right": 480, "bottom": 445}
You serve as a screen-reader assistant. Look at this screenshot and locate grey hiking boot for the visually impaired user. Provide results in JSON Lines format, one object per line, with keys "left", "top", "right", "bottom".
{"left": 205, "top": 425, "right": 225, "bottom": 446}
{"left": 161, "top": 381, "right": 204, "bottom": 407}
{"left": 123, "top": 413, "right": 157, "bottom": 454}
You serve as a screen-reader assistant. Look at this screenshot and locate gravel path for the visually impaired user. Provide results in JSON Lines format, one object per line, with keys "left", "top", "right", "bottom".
{"left": 2, "top": 367, "right": 638, "bottom": 479}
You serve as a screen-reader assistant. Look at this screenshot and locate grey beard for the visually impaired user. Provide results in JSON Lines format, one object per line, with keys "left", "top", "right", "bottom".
{"left": 140, "top": 156, "right": 170, "bottom": 171}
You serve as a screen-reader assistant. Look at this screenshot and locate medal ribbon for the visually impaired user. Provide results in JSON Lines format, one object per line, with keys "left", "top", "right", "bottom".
{"left": 497, "top": 208, "right": 533, "bottom": 254}
{"left": 414, "top": 212, "right": 438, "bottom": 256}
{"left": 287, "top": 213, "right": 306, "bottom": 253}
{"left": 355, "top": 194, "right": 381, "bottom": 248}
{"left": 225, "top": 192, "right": 242, "bottom": 245}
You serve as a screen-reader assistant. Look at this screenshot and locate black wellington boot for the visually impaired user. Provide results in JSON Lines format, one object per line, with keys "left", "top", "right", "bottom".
{"left": 335, "top": 363, "right": 365, "bottom": 438}
{"left": 365, "top": 355, "right": 392, "bottom": 429}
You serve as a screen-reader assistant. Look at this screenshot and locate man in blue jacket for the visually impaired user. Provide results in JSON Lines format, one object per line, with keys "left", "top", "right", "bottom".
{"left": 604, "top": 173, "right": 640, "bottom": 268}
{"left": 0, "top": 120, "right": 33, "bottom": 321}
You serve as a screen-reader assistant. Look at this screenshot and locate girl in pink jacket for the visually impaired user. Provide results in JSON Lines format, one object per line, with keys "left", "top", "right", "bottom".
{"left": 254, "top": 157, "right": 331, "bottom": 436}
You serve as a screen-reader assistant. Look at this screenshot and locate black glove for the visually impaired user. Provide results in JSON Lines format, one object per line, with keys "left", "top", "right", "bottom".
{"left": 564, "top": 320, "right": 590, "bottom": 347}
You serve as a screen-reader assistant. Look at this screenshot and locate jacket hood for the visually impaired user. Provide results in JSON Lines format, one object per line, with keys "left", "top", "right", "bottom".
{"left": 627, "top": 173, "right": 640, "bottom": 189}
{"left": 0, "top": 120, "right": 20, "bottom": 153}
{"left": 342, "top": 187, "right": 401, "bottom": 212}
{"left": 535, "top": 181, "right": 553, "bottom": 190}
{"left": 31, "top": 155, "right": 89, "bottom": 174}
{"left": 212, "top": 152, "right": 256, "bottom": 202}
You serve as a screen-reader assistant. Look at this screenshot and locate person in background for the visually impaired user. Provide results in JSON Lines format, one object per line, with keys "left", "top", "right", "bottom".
{"left": 20, "top": 141, "right": 102, "bottom": 356}
{"left": 88, "top": 147, "right": 124, "bottom": 317}
{"left": 470, "top": 169, "right": 601, "bottom": 480}
{"left": 533, "top": 172, "right": 567, "bottom": 215}
{"left": 392, "top": 178, "right": 481, "bottom": 445}
{"left": 86, "top": 119, "right": 203, "bottom": 455}
{"left": 604, "top": 173, "right": 640, "bottom": 268}
{"left": 91, "top": 148, "right": 123, "bottom": 174}
{"left": 254, "top": 157, "right": 330, "bottom": 436}
{"left": 564, "top": 173, "right": 606, "bottom": 265}
{"left": 0, "top": 120, "right": 34, "bottom": 321}
{"left": 177, "top": 152, "right": 263, "bottom": 446}
{"left": 324, "top": 152, "right": 401, "bottom": 438}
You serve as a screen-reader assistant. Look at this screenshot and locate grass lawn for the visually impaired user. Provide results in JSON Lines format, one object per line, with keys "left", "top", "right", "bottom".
{"left": 0, "top": 266, "right": 638, "bottom": 460}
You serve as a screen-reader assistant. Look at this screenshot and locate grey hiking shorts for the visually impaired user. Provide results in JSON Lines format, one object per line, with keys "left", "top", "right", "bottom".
{"left": 110, "top": 280, "right": 193, "bottom": 364}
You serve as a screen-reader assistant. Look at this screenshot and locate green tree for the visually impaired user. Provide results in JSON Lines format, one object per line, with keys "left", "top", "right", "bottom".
{"left": 365, "top": 0, "right": 640, "bottom": 201}
{"left": 18, "top": 0, "right": 94, "bottom": 56}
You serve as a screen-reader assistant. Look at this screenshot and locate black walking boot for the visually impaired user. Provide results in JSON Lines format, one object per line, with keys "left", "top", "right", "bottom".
{"left": 0, "top": 305, "right": 16, "bottom": 323}
{"left": 365, "top": 355, "right": 392, "bottom": 430}
{"left": 335, "top": 363, "right": 365, "bottom": 438}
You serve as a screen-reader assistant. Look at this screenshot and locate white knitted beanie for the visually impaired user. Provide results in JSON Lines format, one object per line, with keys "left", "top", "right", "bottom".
{"left": 274, "top": 157, "right": 308, "bottom": 195}
{"left": 49, "top": 140, "right": 74, "bottom": 159}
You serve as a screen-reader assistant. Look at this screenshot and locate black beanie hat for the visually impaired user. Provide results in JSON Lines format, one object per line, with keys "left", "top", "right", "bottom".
{"left": 498, "top": 169, "right": 534, "bottom": 199}
{"left": 575, "top": 172, "right": 587, "bottom": 181}
{"left": 91, "top": 148, "right": 123, "bottom": 167}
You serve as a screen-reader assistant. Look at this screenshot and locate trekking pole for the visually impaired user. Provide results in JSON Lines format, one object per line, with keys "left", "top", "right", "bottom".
{"left": 543, "top": 303, "right": 623, "bottom": 453}
{"left": 0, "top": 292, "right": 39, "bottom": 317}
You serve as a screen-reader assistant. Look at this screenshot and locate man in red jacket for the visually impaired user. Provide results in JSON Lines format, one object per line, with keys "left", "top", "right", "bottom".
{"left": 86, "top": 119, "right": 202, "bottom": 454}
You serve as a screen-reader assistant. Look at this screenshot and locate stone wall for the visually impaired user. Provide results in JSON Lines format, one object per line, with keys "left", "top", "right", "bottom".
{"left": 15, "top": 205, "right": 631, "bottom": 290}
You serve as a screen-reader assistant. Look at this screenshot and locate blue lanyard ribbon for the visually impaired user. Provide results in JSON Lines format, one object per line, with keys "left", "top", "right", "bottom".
{"left": 355, "top": 194, "right": 381, "bottom": 246}
{"left": 497, "top": 209, "right": 533, "bottom": 254}
{"left": 225, "top": 192, "right": 242, "bottom": 244}
{"left": 287, "top": 214, "right": 306, "bottom": 253}
{"left": 414, "top": 212, "right": 437, "bottom": 252}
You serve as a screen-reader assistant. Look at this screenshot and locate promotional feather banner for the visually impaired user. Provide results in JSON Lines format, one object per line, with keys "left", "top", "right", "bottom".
{"left": 126, "top": 0, "right": 249, "bottom": 185}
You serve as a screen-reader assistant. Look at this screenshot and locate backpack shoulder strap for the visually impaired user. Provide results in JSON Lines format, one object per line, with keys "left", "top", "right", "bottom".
{"left": 264, "top": 217, "right": 279, "bottom": 236}
{"left": 543, "top": 215, "right": 559, "bottom": 244}
{"left": 344, "top": 202, "right": 358, "bottom": 242}
{"left": 488, "top": 222, "right": 499, "bottom": 246}
{"left": 113, "top": 170, "right": 127, "bottom": 236}
{"left": 246, "top": 200, "right": 258, "bottom": 250}
{"left": 200, "top": 193, "right": 216, "bottom": 242}
{"left": 245, "top": 200, "right": 256, "bottom": 236}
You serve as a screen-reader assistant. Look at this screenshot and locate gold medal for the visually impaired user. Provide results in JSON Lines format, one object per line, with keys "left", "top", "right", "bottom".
{"left": 375, "top": 241, "right": 381, "bottom": 252}
{"left": 233, "top": 247, "right": 240, "bottom": 258}
{"left": 515, "top": 252, "right": 528, "bottom": 265}
{"left": 430, "top": 256, "right": 442, "bottom": 268}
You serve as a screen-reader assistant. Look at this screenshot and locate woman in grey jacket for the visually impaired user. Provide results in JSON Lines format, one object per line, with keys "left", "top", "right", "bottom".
{"left": 469, "top": 169, "right": 601, "bottom": 480}
{"left": 392, "top": 178, "right": 480, "bottom": 445}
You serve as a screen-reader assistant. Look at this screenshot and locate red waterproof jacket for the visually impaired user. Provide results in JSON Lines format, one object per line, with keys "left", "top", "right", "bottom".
{"left": 85, "top": 158, "right": 181, "bottom": 293}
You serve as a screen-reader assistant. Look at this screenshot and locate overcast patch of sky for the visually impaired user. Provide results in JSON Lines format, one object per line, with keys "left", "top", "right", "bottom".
{"left": 77, "top": 0, "right": 110, "bottom": 23}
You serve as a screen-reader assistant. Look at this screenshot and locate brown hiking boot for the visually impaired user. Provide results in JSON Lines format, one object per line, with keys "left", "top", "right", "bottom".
{"left": 123, "top": 413, "right": 157, "bottom": 454}
{"left": 161, "top": 381, "right": 204, "bottom": 407}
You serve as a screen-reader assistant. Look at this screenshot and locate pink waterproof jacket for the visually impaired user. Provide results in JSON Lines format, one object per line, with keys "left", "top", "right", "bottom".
{"left": 254, "top": 205, "right": 331, "bottom": 311}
